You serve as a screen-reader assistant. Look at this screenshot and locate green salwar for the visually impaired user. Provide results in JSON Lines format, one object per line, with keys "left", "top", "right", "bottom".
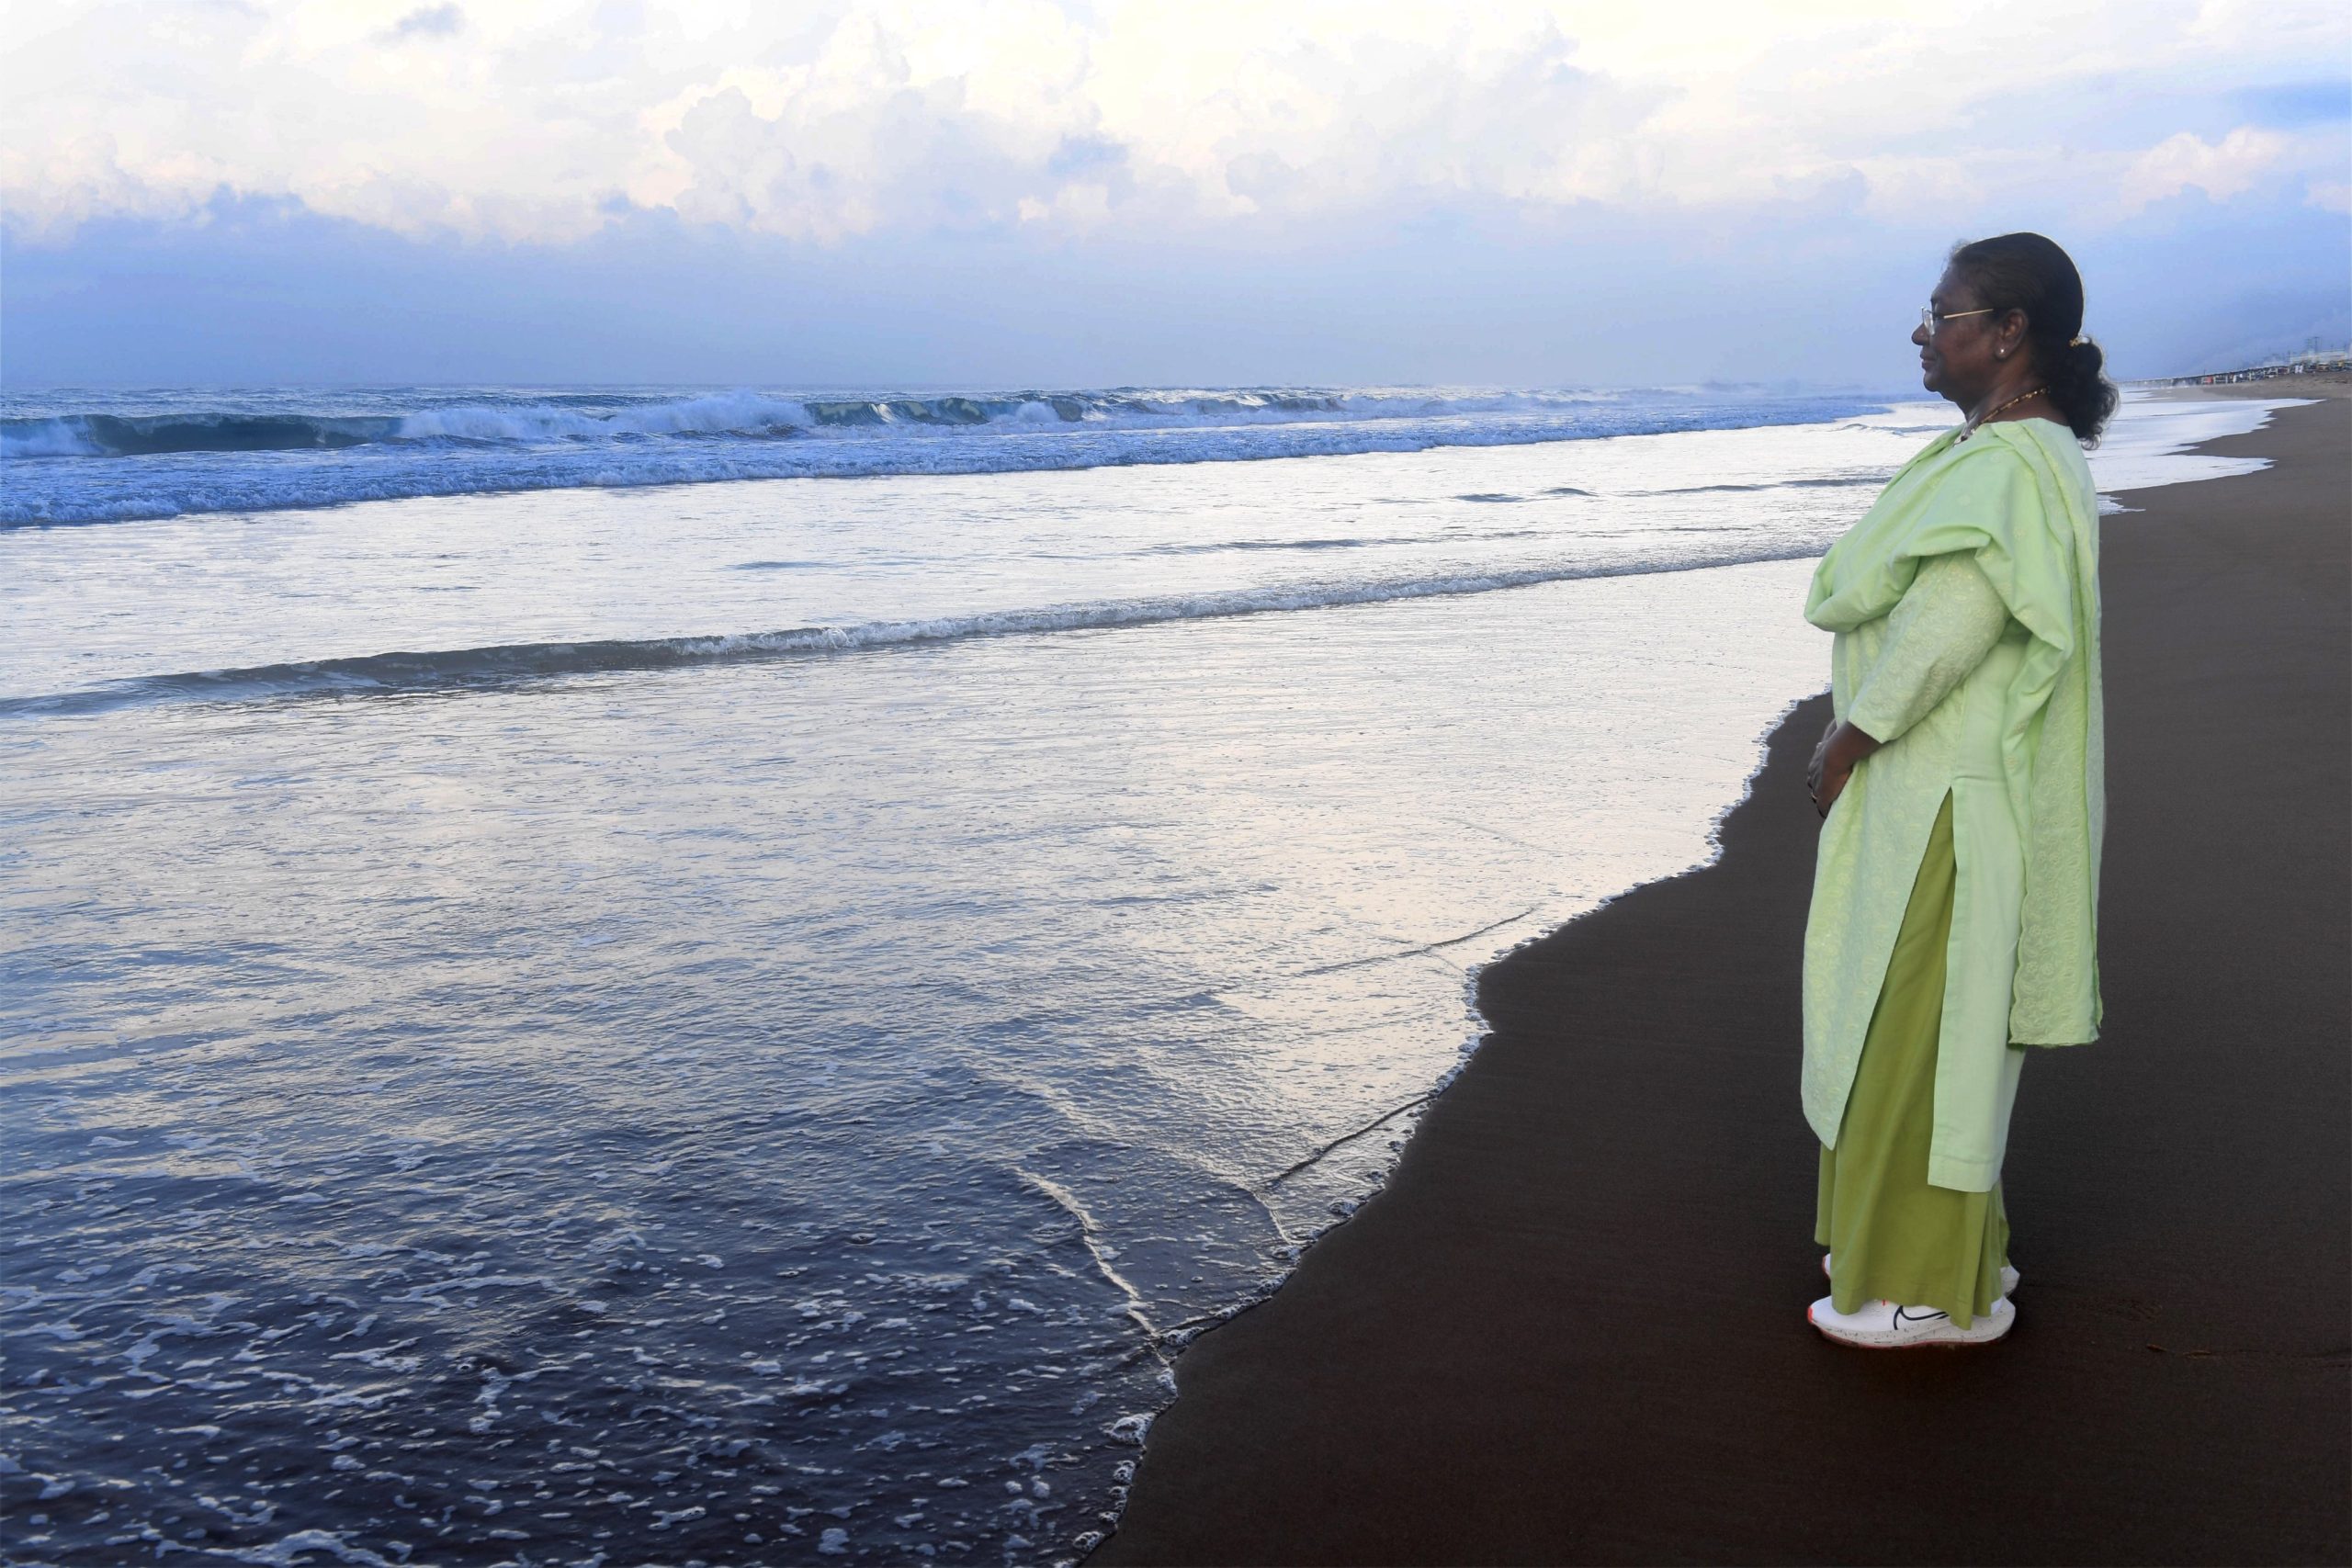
{"left": 1814, "top": 794, "right": 2016, "bottom": 1328}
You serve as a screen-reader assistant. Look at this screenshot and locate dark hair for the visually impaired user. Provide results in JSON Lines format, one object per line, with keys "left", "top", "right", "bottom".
{"left": 1948, "top": 231, "right": 2118, "bottom": 446}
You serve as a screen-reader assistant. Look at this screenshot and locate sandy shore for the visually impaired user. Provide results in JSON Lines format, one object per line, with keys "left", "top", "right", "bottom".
{"left": 2144, "top": 372, "right": 2352, "bottom": 400}
{"left": 1096, "top": 399, "right": 2349, "bottom": 1565}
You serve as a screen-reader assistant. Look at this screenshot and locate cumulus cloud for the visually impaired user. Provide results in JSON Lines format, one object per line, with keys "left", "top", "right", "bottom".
{"left": 2117, "top": 127, "right": 2293, "bottom": 211}
{"left": 2, "top": 0, "right": 2346, "bottom": 245}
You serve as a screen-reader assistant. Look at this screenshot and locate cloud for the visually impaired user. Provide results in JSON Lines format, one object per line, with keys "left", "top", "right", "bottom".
{"left": 2117, "top": 127, "right": 2292, "bottom": 211}
{"left": 2, "top": 0, "right": 2347, "bottom": 246}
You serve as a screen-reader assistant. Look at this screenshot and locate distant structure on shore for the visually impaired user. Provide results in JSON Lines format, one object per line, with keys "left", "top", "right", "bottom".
{"left": 2139, "top": 341, "right": 2352, "bottom": 389}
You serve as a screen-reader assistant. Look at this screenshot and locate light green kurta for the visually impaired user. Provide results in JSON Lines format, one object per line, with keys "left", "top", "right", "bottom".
{"left": 1802, "top": 417, "right": 2106, "bottom": 1192}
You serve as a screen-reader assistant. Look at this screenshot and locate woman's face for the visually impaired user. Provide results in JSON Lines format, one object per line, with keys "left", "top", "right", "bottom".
{"left": 1912, "top": 264, "right": 2012, "bottom": 406}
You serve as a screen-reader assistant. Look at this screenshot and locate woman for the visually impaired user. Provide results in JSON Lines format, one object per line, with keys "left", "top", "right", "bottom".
{"left": 1801, "top": 232, "right": 2115, "bottom": 1348}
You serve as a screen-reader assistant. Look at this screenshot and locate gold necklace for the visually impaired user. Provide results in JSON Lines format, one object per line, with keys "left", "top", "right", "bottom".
{"left": 1958, "top": 385, "right": 2048, "bottom": 440}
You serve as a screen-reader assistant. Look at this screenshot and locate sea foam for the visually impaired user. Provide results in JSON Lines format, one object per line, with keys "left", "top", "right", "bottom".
{"left": 1, "top": 384, "right": 1895, "bottom": 525}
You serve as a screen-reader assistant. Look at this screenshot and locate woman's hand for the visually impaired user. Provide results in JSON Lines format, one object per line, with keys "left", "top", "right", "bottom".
{"left": 1806, "top": 716, "right": 1836, "bottom": 805}
{"left": 1807, "top": 720, "right": 1883, "bottom": 818}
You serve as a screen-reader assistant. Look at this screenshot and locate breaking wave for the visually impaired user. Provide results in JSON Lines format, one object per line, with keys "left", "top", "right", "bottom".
{"left": 3, "top": 389, "right": 1368, "bottom": 459}
{"left": 1, "top": 384, "right": 1898, "bottom": 526}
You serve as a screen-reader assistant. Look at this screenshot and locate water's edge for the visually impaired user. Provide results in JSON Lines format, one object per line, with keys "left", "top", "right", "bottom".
{"left": 1080, "top": 391, "right": 2312, "bottom": 1563}
{"left": 1080, "top": 680, "right": 1828, "bottom": 1560}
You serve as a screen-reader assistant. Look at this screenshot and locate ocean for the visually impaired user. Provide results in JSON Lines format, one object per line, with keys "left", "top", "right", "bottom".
{"left": 0, "top": 385, "right": 2284, "bottom": 1566}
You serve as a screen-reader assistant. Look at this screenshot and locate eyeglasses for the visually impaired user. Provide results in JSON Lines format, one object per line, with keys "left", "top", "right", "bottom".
{"left": 1920, "top": 306, "right": 1997, "bottom": 334}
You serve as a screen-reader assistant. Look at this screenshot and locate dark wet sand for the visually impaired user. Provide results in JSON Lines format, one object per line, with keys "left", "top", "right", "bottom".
{"left": 1099, "top": 399, "right": 2349, "bottom": 1565}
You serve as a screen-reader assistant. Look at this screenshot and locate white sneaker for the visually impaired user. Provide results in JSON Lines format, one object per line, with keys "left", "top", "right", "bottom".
{"left": 1824, "top": 1252, "right": 2019, "bottom": 1295}
{"left": 1807, "top": 1292, "right": 2015, "bottom": 1348}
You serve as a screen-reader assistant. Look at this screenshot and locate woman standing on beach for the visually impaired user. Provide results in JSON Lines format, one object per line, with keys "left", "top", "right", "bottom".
{"left": 1801, "top": 232, "right": 2114, "bottom": 1348}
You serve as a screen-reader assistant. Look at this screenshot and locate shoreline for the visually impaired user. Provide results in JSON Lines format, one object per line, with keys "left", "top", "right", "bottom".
{"left": 2141, "top": 372, "right": 2352, "bottom": 400}
{"left": 1096, "top": 397, "right": 2349, "bottom": 1564}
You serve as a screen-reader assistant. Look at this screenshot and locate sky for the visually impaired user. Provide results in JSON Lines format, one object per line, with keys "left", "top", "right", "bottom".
{"left": 3, "top": 0, "right": 2346, "bottom": 388}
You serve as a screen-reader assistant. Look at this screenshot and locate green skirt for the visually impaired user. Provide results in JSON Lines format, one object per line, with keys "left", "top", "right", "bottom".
{"left": 1815, "top": 792, "right": 2014, "bottom": 1328}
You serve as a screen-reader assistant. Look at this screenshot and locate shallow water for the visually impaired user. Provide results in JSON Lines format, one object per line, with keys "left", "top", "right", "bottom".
{"left": 0, "top": 395, "right": 2282, "bottom": 1566}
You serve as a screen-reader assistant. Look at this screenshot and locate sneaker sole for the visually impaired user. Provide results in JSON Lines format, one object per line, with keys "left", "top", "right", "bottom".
{"left": 1808, "top": 1299, "right": 2016, "bottom": 1349}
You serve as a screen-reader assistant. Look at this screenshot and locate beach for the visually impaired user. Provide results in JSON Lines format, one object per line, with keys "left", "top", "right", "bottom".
{"left": 11, "top": 8, "right": 2346, "bottom": 1564}
{"left": 1097, "top": 396, "right": 2350, "bottom": 1565}
{"left": 0, "top": 389, "right": 2333, "bottom": 1565}
{"left": 0, "top": 389, "right": 1971, "bottom": 1565}
{"left": 2148, "top": 372, "right": 2352, "bottom": 400}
